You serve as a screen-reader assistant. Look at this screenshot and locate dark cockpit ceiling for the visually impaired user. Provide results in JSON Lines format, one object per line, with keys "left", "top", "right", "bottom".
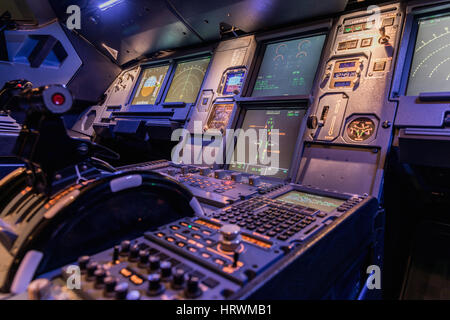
{"left": 46, "top": 0, "right": 356, "bottom": 66}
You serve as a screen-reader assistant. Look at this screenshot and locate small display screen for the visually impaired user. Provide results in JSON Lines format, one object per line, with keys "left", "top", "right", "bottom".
{"left": 407, "top": 14, "right": 450, "bottom": 95}
{"left": 334, "top": 81, "right": 351, "bottom": 87}
{"left": 252, "top": 34, "right": 326, "bottom": 97}
{"left": 334, "top": 71, "right": 356, "bottom": 78}
{"left": 276, "top": 191, "right": 345, "bottom": 213}
{"left": 164, "top": 57, "right": 210, "bottom": 104}
{"left": 339, "top": 61, "right": 356, "bottom": 68}
{"left": 229, "top": 108, "right": 305, "bottom": 179}
{"left": 131, "top": 65, "right": 169, "bottom": 105}
{"left": 223, "top": 71, "right": 245, "bottom": 95}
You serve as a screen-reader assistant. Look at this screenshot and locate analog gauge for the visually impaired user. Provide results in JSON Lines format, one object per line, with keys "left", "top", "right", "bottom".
{"left": 346, "top": 117, "right": 376, "bottom": 141}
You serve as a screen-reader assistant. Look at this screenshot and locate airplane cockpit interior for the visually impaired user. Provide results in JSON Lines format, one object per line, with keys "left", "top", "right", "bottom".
{"left": 0, "top": 0, "right": 449, "bottom": 302}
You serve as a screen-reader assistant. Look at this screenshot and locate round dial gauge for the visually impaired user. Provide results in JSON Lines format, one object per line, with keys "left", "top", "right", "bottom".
{"left": 347, "top": 117, "right": 376, "bottom": 141}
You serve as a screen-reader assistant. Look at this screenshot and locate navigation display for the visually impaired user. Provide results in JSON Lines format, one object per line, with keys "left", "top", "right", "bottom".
{"left": 276, "top": 191, "right": 345, "bottom": 213}
{"left": 229, "top": 108, "right": 305, "bottom": 179}
{"left": 223, "top": 70, "right": 245, "bottom": 95}
{"left": 131, "top": 65, "right": 169, "bottom": 105}
{"left": 407, "top": 14, "right": 450, "bottom": 95}
{"left": 165, "top": 57, "right": 210, "bottom": 104}
{"left": 252, "top": 34, "right": 326, "bottom": 97}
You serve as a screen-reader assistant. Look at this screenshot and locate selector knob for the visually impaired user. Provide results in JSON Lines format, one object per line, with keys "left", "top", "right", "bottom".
{"left": 185, "top": 276, "right": 202, "bottom": 298}
{"left": 129, "top": 244, "right": 139, "bottom": 261}
{"left": 138, "top": 250, "right": 150, "bottom": 265}
{"left": 149, "top": 255, "right": 160, "bottom": 271}
{"left": 114, "top": 282, "right": 129, "bottom": 300}
{"left": 77, "top": 256, "right": 90, "bottom": 271}
{"left": 249, "top": 176, "right": 261, "bottom": 186}
{"left": 126, "top": 290, "right": 141, "bottom": 300}
{"left": 86, "top": 261, "right": 98, "bottom": 278}
{"left": 219, "top": 224, "right": 242, "bottom": 252}
{"left": 104, "top": 276, "right": 117, "bottom": 296}
{"left": 180, "top": 166, "right": 190, "bottom": 175}
{"left": 112, "top": 245, "right": 120, "bottom": 263}
{"left": 94, "top": 268, "right": 106, "bottom": 286}
{"left": 307, "top": 115, "right": 318, "bottom": 129}
{"left": 120, "top": 240, "right": 131, "bottom": 255}
{"left": 172, "top": 268, "right": 186, "bottom": 289}
{"left": 147, "top": 273, "right": 164, "bottom": 296}
{"left": 160, "top": 261, "right": 172, "bottom": 279}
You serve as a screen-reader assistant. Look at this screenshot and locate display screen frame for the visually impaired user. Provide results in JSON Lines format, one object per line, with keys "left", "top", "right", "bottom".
{"left": 226, "top": 104, "right": 308, "bottom": 181}
{"left": 404, "top": 11, "right": 450, "bottom": 96}
{"left": 162, "top": 56, "right": 212, "bottom": 105}
{"left": 241, "top": 29, "right": 329, "bottom": 100}
{"left": 275, "top": 190, "right": 346, "bottom": 213}
{"left": 129, "top": 62, "right": 173, "bottom": 106}
{"left": 391, "top": 6, "right": 450, "bottom": 97}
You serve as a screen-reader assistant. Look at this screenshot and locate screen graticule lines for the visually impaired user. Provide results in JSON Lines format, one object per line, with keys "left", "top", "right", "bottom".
{"left": 252, "top": 34, "right": 326, "bottom": 97}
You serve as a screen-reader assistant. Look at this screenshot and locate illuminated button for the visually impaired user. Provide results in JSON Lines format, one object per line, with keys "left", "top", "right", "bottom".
{"left": 51, "top": 93, "right": 65, "bottom": 105}
{"left": 188, "top": 246, "right": 198, "bottom": 253}
{"left": 214, "top": 258, "right": 226, "bottom": 266}
{"left": 344, "top": 26, "right": 353, "bottom": 33}
{"left": 382, "top": 17, "right": 394, "bottom": 27}
{"left": 156, "top": 232, "right": 165, "bottom": 238}
{"left": 120, "top": 268, "right": 132, "bottom": 278}
{"left": 177, "top": 241, "right": 186, "bottom": 248}
{"left": 373, "top": 61, "right": 386, "bottom": 72}
{"left": 361, "top": 38, "right": 373, "bottom": 48}
{"left": 192, "top": 234, "right": 202, "bottom": 240}
{"left": 180, "top": 222, "right": 189, "bottom": 227}
{"left": 202, "top": 230, "right": 212, "bottom": 236}
{"left": 338, "top": 41, "right": 347, "bottom": 50}
{"left": 201, "top": 252, "right": 211, "bottom": 259}
{"left": 130, "top": 274, "right": 144, "bottom": 285}
{"left": 353, "top": 24, "right": 363, "bottom": 32}
{"left": 166, "top": 236, "right": 176, "bottom": 243}
{"left": 347, "top": 40, "right": 358, "bottom": 49}
{"left": 170, "top": 225, "right": 180, "bottom": 231}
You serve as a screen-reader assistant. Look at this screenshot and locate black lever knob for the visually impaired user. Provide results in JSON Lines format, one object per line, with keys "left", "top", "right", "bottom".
{"left": 138, "top": 250, "right": 149, "bottom": 266}
{"left": 147, "top": 273, "right": 164, "bottom": 296}
{"left": 112, "top": 245, "right": 120, "bottom": 263}
{"left": 77, "top": 256, "right": 90, "bottom": 271}
{"left": 114, "top": 282, "right": 129, "bottom": 300}
{"left": 160, "top": 261, "right": 172, "bottom": 279}
{"left": 94, "top": 268, "right": 106, "bottom": 286}
{"left": 104, "top": 276, "right": 117, "bottom": 296}
{"left": 172, "top": 268, "right": 186, "bottom": 289}
{"left": 129, "top": 244, "right": 139, "bottom": 261}
{"left": 120, "top": 240, "right": 131, "bottom": 255}
{"left": 149, "top": 255, "right": 160, "bottom": 271}
{"left": 185, "top": 276, "right": 202, "bottom": 298}
{"left": 86, "top": 261, "right": 98, "bottom": 278}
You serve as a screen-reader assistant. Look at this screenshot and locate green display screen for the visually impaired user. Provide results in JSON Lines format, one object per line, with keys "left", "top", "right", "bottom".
{"left": 252, "top": 34, "right": 326, "bottom": 97}
{"left": 276, "top": 191, "right": 345, "bottom": 213}
{"left": 165, "top": 57, "right": 210, "bottom": 104}
{"left": 407, "top": 14, "right": 450, "bottom": 95}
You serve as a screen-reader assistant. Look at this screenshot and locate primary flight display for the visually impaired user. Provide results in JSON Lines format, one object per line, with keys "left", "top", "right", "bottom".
{"left": 252, "top": 34, "right": 326, "bottom": 97}
{"left": 131, "top": 65, "right": 169, "bottom": 105}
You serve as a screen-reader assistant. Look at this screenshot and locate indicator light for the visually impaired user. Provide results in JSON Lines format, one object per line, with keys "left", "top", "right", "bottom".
{"left": 51, "top": 93, "right": 65, "bottom": 106}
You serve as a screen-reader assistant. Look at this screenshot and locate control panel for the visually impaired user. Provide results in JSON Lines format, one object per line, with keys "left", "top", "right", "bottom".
{"left": 298, "top": 3, "right": 403, "bottom": 198}
{"left": 30, "top": 185, "right": 376, "bottom": 300}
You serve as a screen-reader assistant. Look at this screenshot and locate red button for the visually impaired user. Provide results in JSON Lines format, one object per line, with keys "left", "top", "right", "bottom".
{"left": 52, "top": 93, "right": 65, "bottom": 105}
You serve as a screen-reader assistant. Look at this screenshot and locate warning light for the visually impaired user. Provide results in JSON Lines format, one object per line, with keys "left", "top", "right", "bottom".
{"left": 51, "top": 93, "right": 65, "bottom": 105}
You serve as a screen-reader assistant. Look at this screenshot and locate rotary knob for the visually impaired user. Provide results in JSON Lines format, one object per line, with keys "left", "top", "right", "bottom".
{"left": 128, "top": 244, "right": 139, "bottom": 261}
{"left": 114, "top": 282, "right": 129, "bottom": 300}
{"left": 120, "top": 240, "right": 131, "bottom": 255}
{"left": 185, "top": 276, "right": 202, "bottom": 298}
{"left": 160, "top": 261, "right": 172, "bottom": 279}
{"left": 147, "top": 273, "right": 164, "bottom": 296}
{"left": 104, "top": 276, "right": 117, "bottom": 296}
{"left": 149, "top": 255, "right": 160, "bottom": 272}
{"left": 138, "top": 250, "right": 150, "bottom": 266}
{"left": 86, "top": 261, "right": 98, "bottom": 278}
{"left": 172, "top": 268, "right": 186, "bottom": 289}
{"left": 94, "top": 268, "right": 106, "bottom": 286}
{"left": 219, "top": 224, "right": 242, "bottom": 252}
{"left": 77, "top": 256, "right": 90, "bottom": 271}
{"left": 307, "top": 115, "right": 318, "bottom": 129}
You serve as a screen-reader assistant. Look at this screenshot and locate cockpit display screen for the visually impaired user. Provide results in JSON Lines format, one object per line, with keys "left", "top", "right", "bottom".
{"left": 252, "top": 34, "right": 326, "bottom": 97}
{"left": 407, "top": 14, "right": 450, "bottom": 95}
